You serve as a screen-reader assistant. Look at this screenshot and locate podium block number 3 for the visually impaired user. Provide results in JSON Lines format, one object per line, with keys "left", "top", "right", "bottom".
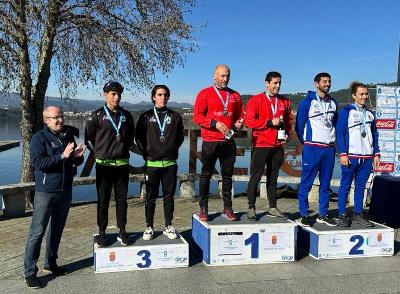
{"left": 349, "top": 235, "right": 364, "bottom": 255}
{"left": 245, "top": 233, "right": 259, "bottom": 258}
{"left": 137, "top": 250, "right": 152, "bottom": 268}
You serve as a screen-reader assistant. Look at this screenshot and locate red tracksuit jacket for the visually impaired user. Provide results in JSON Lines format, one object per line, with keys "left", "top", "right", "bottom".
{"left": 193, "top": 86, "right": 244, "bottom": 142}
{"left": 245, "top": 92, "right": 292, "bottom": 148}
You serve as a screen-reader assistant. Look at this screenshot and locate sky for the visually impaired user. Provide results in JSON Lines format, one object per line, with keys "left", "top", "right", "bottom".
{"left": 47, "top": 0, "right": 400, "bottom": 104}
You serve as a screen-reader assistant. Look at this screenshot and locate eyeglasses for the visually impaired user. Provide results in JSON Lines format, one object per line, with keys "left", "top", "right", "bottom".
{"left": 47, "top": 115, "right": 64, "bottom": 121}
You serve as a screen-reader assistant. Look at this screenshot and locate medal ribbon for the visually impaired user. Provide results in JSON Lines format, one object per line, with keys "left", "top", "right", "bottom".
{"left": 154, "top": 107, "right": 168, "bottom": 138}
{"left": 265, "top": 92, "right": 278, "bottom": 117}
{"left": 316, "top": 93, "right": 332, "bottom": 124}
{"left": 354, "top": 103, "right": 366, "bottom": 133}
{"left": 103, "top": 105, "right": 122, "bottom": 135}
{"left": 213, "top": 85, "right": 229, "bottom": 114}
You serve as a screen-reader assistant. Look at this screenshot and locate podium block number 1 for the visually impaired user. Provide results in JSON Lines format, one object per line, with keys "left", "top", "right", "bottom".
{"left": 245, "top": 233, "right": 259, "bottom": 259}
{"left": 137, "top": 250, "right": 152, "bottom": 268}
{"left": 349, "top": 235, "right": 364, "bottom": 255}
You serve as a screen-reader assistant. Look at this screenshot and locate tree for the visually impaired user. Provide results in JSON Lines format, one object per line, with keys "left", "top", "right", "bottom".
{"left": 0, "top": 0, "right": 197, "bottom": 183}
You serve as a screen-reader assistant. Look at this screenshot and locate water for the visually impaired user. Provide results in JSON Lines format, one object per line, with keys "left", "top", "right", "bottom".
{"left": 0, "top": 119, "right": 343, "bottom": 204}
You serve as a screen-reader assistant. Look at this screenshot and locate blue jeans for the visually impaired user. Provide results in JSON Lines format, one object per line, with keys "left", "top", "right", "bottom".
{"left": 24, "top": 190, "right": 72, "bottom": 277}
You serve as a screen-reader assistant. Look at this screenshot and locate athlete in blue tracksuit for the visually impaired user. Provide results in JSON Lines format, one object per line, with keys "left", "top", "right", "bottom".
{"left": 296, "top": 72, "right": 338, "bottom": 227}
{"left": 336, "top": 82, "right": 380, "bottom": 227}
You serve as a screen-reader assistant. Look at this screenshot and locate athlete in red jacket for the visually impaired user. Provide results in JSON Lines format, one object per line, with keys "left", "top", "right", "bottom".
{"left": 245, "top": 71, "right": 292, "bottom": 220}
{"left": 193, "top": 64, "right": 244, "bottom": 221}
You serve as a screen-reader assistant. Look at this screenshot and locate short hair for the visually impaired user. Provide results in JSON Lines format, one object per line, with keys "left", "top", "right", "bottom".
{"left": 350, "top": 81, "right": 368, "bottom": 95}
{"left": 265, "top": 71, "right": 281, "bottom": 82}
{"left": 42, "top": 106, "right": 62, "bottom": 121}
{"left": 103, "top": 81, "right": 124, "bottom": 93}
{"left": 314, "top": 72, "right": 331, "bottom": 83}
{"left": 151, "top": 85, "right": 170, "bottom": 104}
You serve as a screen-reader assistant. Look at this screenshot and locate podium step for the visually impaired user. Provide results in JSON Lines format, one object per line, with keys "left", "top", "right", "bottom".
{"left": 93, "top": 232, "right": 189, "bottom": 273}
{"left": 192, "top": 212, "right": 297, "bottom": 266}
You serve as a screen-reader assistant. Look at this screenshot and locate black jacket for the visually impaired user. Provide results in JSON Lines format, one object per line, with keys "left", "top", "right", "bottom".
{"left": 135, "top": 107, "right": 184, "bottom": 161}
{"left": 85, "top": 105, "right": 135, "bottom": 160}
{"left": 30, "top": 125, "right": 84, "bottom": 193}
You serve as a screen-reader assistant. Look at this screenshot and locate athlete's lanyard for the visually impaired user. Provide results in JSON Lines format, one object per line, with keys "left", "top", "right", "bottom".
{"left": 213, "top": 85, "right": 229, "bottom": 116}
{"left": 103, "top": 105, "right": 123, "bottom": 140}
{"left": 316, "top": 93, "right": 332, "bottom": 127}
{"left": 265, "top": 92, "right": 278, "bottom": 117}
{"left": 154, "top": 107, "right": 168, "bottom": 142}
{"left": 354, "top": 103, "right": 367, "bottom": 136}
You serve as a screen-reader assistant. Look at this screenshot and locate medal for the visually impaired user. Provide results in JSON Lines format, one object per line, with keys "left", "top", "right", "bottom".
{"left": 154, "top": 107, "right": 169, "bottom": 144}
{"left": 361, "top": 130, "right": 366, "bottom": 138}
{"left": 103, "top": 105, "right": 123, "bottom": 141}
{"left": 213, "top": 85, "right": 229, "bottom": 117}
{"left": 316, "top": 94, "right": 332, "bottom": 128}
{"left": 324, "top": 118, "right": 331, "bottom": 128}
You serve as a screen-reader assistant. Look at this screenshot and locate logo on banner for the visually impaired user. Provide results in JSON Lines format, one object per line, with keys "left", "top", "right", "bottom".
{"left": 272, "top": 235, "right": 278, "bottom": 245}
{"left": 378, "top": 131, "right": 395, "bottom": 141}
{"left": 376, "top": 119, "right": 396, "bottom": 129}
{"left": 109, "top": 251, "right": 116, "bottom": 262}
{"left": 175, "top": 256, "right": 188, "bottom": 263}
{"left": 375, "top": 108, "right": 397, "bottom": 119}
{"left": 374, "top": 162, "right": 394, "bottom": 173}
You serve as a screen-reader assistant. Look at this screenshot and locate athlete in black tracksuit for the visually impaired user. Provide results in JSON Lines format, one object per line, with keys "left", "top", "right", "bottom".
{"left": 85, "top": 81, "right": 135, "bottom": 247}
{"left": 135, "top": 85, "right": 184, "bottom": 240}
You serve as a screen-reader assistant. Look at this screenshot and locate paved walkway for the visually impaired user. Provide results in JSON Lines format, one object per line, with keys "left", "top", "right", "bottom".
{"left": 1, "top": 196, "right": 399, "bottom": 294}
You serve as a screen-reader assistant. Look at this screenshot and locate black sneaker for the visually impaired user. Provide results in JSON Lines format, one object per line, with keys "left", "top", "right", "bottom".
{"left": 296, "top": 216, "right": 312, "bottom": 227}
{"left": 247, "top": 208, "right": 256, "bottom": 220}
{"left": 117, "top": 231, "right": 130, "bottom": 246}
{"left": 25, "top": 274, "right": 42, "bottom": 289}
{"left": 267, "top": 207, "right": 288, "bottom": 218}
{"left": 316, "top": 215, "right": 337, "bottom": 227}
{"left": 42, "top": 264, "right": 68, "bottom": 275}
{"left": 353, "top": 213, "right": 374, "bottom": 227}
{"left": 337, "top": 214, "right": 350, "bottom": 227}
{"left": 96, "top": 233, "right": 108, "bottom": 247}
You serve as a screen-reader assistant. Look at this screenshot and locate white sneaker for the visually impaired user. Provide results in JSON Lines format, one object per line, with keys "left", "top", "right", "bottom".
{"left": 142, "top": 227, "right": 154, "bottom": 241}
{"left": 163, "top": 225, "right": 178, "bottom": 239}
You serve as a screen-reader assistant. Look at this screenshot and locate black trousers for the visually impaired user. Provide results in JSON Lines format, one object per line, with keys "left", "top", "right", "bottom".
{"left": 199, "top": 140, "right": 236, "bottom": 209}
{"left": 145, "top": 164, "right": 177, "bottom": 227}
{"left": 247, "top": 147, "right": 284, "bottom": 209}
{"left": 96, "top": 164, "right": 129, "bottom": 232}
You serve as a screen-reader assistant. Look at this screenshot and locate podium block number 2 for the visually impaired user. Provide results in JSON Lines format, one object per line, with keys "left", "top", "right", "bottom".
{"left": 349, "top": 235, "right": 364, "bottom": 255}
{"left": 245, "top": 233, "right": 259, "bottom": 259}
{"left": 137, "top": 250, "right": 152, "bottom": 268}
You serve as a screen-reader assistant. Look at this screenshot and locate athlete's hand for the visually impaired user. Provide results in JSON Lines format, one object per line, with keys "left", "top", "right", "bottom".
{"left": 373, "top": 156, "right": 380, "bottom": 169}
{"left": 340, "top": 155, "right": 349, "bottom": 166}
{"left": 216, "top": 121, "right": 229, "bottom": 135}
{"left": 271, "top": 117, "right": 280, "bottom": 126}
{"left": 234, "top": 118, "right": 244, "bottom": 130}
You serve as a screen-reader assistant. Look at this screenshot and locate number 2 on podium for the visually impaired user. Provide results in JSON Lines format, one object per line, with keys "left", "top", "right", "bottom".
{"left": 349, "top": 235, "right": 364, "bottom": 255}
{"left": 245, "top": 233, "right": 259, "bottom": 258}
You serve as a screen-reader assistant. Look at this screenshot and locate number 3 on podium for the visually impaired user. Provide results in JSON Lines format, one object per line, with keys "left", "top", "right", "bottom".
{"left": 137, "top": 250, "right": 152, "bottom": 268}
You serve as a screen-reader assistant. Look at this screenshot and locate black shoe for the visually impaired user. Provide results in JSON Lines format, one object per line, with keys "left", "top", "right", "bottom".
{"left": 247, "top": 208, "right": 256, "bottom": 220}
{"left": 96, "top": 233, "right": 108, "bottom": 247}
{"left": 296, "top": 216, "right": 312, "bottom": 227}
{"left": 42, "top": 264, "right": 68, "bottom": 275}
{"left": 117, "top": 231, "right": 130, "bottom": 246}
{"left": 353, "top": 213, "right": 374, "bottom": 227}
{"left": 267, "top": 207, "right": 288, "bottom": 218}
{"left": 316, "top": 215, "right": 337, "bottom": 227}
{"left": 25, "top": 274, "right": 42, "bottom": 289}
{"left": 337, "top": 214, "right": 350, "bottom": 227}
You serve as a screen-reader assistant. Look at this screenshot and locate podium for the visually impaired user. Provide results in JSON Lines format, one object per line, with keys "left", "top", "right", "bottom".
{"left": 93, "top": 232, "right": 189, "bottom": 273}
{"left": 192, "top": 212, "right": 297, "bottom": 266}
{"left": 297, "top": 221, "right": 394, "bottom": 259}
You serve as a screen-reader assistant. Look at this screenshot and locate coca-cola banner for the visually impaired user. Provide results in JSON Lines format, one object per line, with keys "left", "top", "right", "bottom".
{"left": 375, "top": 85, "right": 400, "bottom": 176}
